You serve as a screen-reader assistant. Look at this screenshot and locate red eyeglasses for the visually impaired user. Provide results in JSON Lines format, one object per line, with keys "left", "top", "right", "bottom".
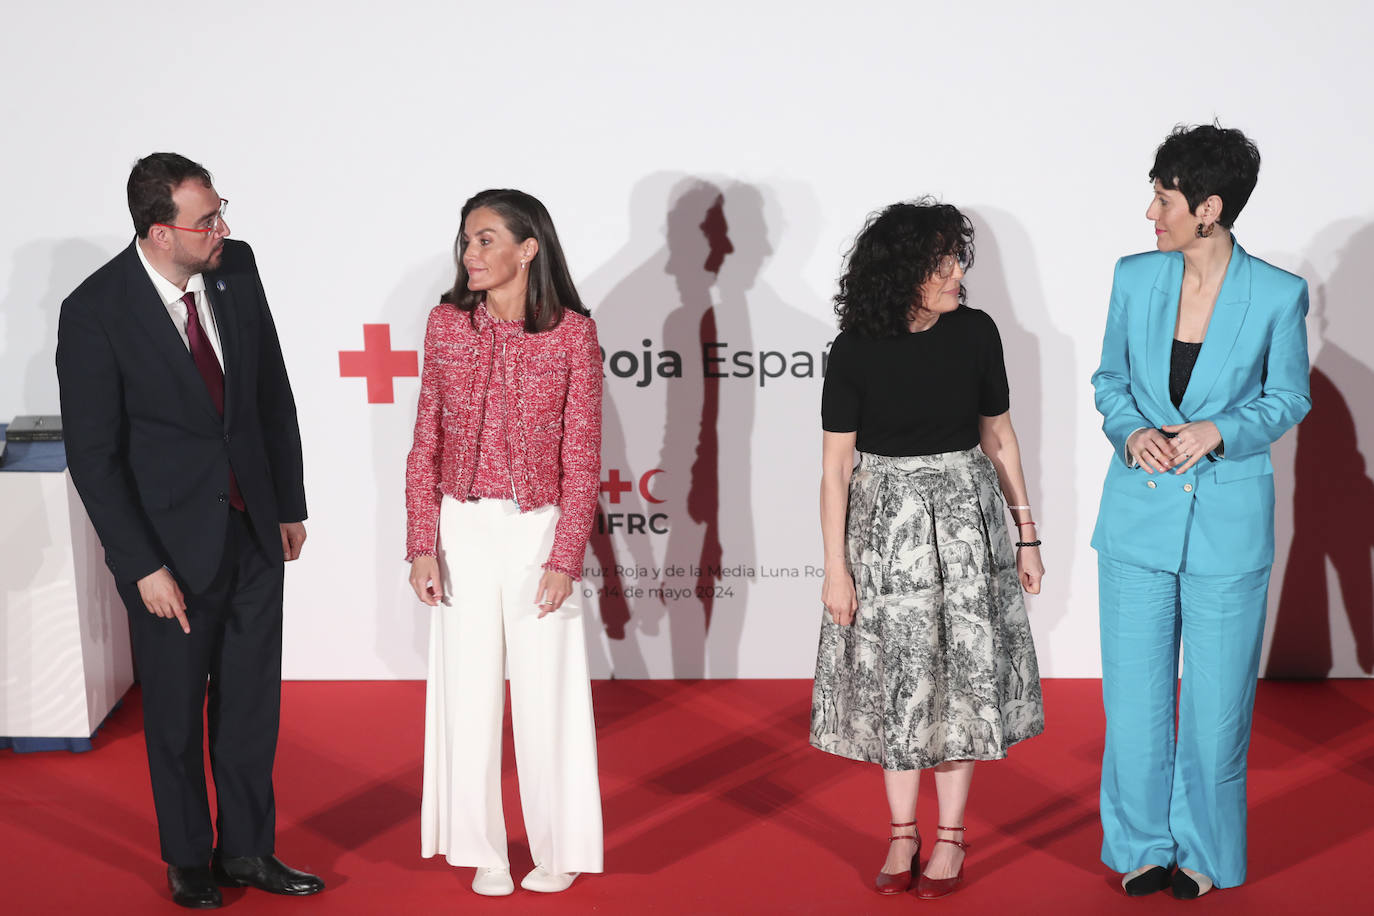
{"left": 154, "top": 198, "right": 229, "bottom": 234}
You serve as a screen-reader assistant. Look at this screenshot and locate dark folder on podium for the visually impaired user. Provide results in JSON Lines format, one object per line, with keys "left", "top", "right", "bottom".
{"left": 5, "top": 415, "right": 63, "bottom": 442}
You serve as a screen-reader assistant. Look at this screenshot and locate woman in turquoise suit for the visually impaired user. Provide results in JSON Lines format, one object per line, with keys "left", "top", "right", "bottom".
{"left": 1091, "top": 124, "right": 1310, "bottom": 900}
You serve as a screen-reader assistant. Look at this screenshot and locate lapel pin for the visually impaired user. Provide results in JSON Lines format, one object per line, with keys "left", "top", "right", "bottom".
{"left": 216, "top": 280, "right": 227, "bottom": 291}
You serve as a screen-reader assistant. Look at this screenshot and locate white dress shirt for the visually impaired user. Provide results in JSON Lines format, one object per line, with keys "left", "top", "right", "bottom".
{"left": 134, "top": 240, "right": 225, "bottom": 372}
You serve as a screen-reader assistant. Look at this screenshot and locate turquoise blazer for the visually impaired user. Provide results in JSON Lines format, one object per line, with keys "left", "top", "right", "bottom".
{"left": 1090, "top": 241, "right": 1311, "bottom": 575}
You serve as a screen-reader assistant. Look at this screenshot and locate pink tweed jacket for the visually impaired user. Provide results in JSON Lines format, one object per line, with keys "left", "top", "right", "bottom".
{"left": 405, "top": 303, "right": 602, "bottom": 578}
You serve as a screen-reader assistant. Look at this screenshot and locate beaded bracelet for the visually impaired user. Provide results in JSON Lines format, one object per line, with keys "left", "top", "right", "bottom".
{"left": 1015, "top": 539, "right": 1042, "bottom": 548}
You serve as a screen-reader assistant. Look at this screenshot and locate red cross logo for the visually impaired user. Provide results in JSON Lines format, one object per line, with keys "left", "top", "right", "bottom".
{"left": 600, "top": 469, "right": 634, "bottom": 504}
{"left": 339, "top": 324, "right": 418, "bottom": 404}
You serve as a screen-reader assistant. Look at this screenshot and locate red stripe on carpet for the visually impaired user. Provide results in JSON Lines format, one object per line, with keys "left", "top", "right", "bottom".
{"left": 2, "top": 680, "right": 1371, "bottom": 914}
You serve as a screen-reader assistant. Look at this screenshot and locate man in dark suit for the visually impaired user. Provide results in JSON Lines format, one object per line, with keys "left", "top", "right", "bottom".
{"left": 57, "top": 153, "right": 325, "bottom": 909}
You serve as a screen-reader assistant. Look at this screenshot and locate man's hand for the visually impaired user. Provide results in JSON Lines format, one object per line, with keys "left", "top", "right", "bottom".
{"left": 137, "top": 568, "right": 189, "bottom": 634}
{"left": 280, "top": 522, "right": 307, "bottom": 561}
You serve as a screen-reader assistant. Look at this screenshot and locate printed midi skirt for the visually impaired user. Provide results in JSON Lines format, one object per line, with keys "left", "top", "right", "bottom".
{"left": 810, "top": 448, "right": 1044, "bottom": 770}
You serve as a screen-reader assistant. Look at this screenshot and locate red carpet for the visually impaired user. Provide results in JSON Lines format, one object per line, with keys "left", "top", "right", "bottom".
{"left": 2, "top": 679, "right": 1372, "bottom": 914}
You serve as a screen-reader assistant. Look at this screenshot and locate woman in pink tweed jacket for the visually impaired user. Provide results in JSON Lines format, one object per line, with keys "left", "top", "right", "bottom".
{"left": 405, "top": 189, "right": 604, "bottom": 897}
{"left": 404, "top": 271, "right": 601, "bottom": 579}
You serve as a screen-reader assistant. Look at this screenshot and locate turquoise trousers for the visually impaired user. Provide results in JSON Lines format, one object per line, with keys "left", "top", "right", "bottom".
{"left": 1098, "top": 554, "right": 1270, "bottom": 888}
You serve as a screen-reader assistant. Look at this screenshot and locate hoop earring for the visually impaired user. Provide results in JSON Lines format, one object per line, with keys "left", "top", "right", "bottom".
{"left": 1195, "top": 222, "right": 1215, "bottom": 239}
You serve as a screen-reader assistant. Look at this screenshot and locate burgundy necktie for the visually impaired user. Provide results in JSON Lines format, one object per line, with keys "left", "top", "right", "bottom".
{"left": 182, "top": 292, "right": 245, "bottom": 511}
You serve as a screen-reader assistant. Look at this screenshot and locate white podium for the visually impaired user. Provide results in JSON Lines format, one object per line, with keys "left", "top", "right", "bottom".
{"left": 0, "top": 453, "right": 133, "bottom": 746}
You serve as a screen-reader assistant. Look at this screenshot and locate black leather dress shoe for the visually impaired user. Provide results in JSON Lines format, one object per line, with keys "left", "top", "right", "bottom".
{"left": 211, "top": 853, "right": 325, "bottom": 896}
{"left": 167, "top": 865, "right": 222, "bottom": 909}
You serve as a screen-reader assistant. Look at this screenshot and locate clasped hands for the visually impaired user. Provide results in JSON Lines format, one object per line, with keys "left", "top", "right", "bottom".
{"left": 1128, "top": 421, "right": 1222, "bottom": 475}
{"left": 409, "top": 555, "right": 573, "bottom": 618}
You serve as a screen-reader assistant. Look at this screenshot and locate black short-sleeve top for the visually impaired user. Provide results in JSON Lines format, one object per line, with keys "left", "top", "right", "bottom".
{"left": 821, "top": 305, "right": 1010, "bottom": 457}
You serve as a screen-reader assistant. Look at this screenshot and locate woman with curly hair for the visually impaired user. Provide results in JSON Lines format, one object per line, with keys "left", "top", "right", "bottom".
{"left": 1092, "top": 124, "right": 1310, "bottom": 899}
{"left": 810, "top": 199, "right": 1045, "bottom": 899}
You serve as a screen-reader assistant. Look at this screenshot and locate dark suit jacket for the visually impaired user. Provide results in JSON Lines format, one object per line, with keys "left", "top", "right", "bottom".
{"left": 57, "top": 239, "right": 306, "bottom": 592}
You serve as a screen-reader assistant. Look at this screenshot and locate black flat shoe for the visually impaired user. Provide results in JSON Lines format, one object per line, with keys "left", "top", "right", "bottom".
{"left": 167, "top": 865, "right": 222, "bottom": 909}
{"left": 1170, "top": 867, "right": 1214, "bottom": 899}
{"left": 1122, "top": 864, "right": 1172, "bottom": 896}
{"left": 211, "top": 852, "right": 325, "bottom": 896}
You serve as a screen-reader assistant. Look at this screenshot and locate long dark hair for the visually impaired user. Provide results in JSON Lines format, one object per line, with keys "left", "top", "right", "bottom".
{"left": 441, "top": 189, "right": 589, "bottom": 332}
{"left": 834, "top": 198, "right": 974, "bottom": 339}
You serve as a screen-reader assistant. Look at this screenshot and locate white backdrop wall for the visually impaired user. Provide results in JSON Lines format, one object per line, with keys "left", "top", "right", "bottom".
{"left": 2, "top": 1, "right": 1371, "bottom": 679}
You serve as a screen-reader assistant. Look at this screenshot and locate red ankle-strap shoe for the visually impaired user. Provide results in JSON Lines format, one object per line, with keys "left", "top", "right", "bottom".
{"left": 915, "top": 825, "right": 968, "bottom": 899}
{"left": 874, "top": 820, "right": 921, "bottom": 895}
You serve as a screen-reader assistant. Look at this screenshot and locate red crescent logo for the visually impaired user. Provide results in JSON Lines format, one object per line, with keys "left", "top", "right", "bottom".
{"left": 640, "top": 468, "right": 666, "bottom": 504}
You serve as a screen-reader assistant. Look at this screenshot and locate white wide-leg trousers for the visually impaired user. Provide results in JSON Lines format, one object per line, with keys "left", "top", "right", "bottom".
{"left": 420, "top": 497, "right": 604, "bottom": 874}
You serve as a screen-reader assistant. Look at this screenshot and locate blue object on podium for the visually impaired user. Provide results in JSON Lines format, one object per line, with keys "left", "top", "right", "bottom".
{"left": 0, "top": 421, "right": 67, "bottom": 471}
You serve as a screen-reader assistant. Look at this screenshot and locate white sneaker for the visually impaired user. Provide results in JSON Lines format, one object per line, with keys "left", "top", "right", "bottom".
{"left": 472, "top": 866, "right": 514, "bottom": 896}
{"left": 520, "top": 865, "right": 578, "bottom": 893}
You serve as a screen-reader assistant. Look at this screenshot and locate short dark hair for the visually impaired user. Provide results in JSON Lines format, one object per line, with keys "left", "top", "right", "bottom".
{"left": 834, "top": 198, "right": 974, "bottom": 339}
{"left": 127, "top": 153, "right": 213, "bottom": 239}
{"left": 442, "top": 189, "right": 589, "bottom": 332}
{"left": 1149, "top": 124, "right": 1261, "bottom": 229}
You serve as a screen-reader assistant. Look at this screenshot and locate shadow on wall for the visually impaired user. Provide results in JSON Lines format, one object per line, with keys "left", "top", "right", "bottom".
{"left": 0, "top": 238, "right": 120, "bottom": 660}
{"left": 579, "top": 173, "right": 690, "bottom": 679}
{"left": 586, "top": 176, "right": 759, "bottom": 678}
{"left": 0, "top": 238, "right": 129, "bottom": 706}
{"left": 585, "top": 176, "right": 831, "bottom": 678}
{"left": 963, "top": 209, "right": 1078, "bottom": 666}
{"left": 0, "top": 239, "right": 119, "bottom": 417}
{"left": 1266, "top": 222, "right": 1374, "bottom": 678}
{"left": 656, "top": 180, "right": 766, "bottom": 679}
